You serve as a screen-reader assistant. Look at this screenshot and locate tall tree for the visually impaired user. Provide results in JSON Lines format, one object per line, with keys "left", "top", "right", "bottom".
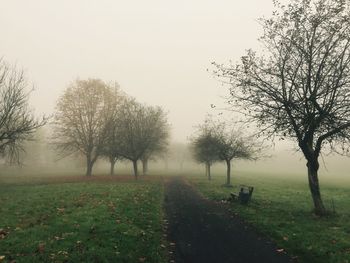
{"left": 214, "top": 0, "right": 350, "bottom": 214}
{"left": 0, "top": 59, "right": 46, "bottom": 164}
{"left": 53, "top": 79, "right": 117, "bottom": 176}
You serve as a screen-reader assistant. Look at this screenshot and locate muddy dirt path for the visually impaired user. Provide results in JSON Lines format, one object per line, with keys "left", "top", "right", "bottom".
{"left": 164, "top": 177, "right": 293, "bottom": 263}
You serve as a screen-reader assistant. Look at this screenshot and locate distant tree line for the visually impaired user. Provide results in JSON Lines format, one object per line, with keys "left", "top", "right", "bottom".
{"left": 53, "top": 79, "right": 170, "bottom": 177}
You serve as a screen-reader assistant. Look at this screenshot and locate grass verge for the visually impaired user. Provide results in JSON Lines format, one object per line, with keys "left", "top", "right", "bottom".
{"left": 189, "top": 172, "right": 350, "bottom": 263}
{"left": 0, "top": 176, "right": 166, "bottom": 263}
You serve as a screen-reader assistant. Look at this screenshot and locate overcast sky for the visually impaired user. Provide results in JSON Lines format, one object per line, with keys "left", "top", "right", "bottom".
{"left": 0, "top": 0, "right": 278, "bottom": 142}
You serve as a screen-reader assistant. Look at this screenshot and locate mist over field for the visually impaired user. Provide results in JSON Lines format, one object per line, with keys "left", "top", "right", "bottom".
{"left": 1, "top": 131, "right": 348, "bottom": 184}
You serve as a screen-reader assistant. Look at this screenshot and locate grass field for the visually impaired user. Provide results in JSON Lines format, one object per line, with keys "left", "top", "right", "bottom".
{"left": 0, "top": 176, "right": 167, "bottom": 263}
{"left": 1, "top": 170, "right": 349, "bottom": 263}
{"left": 189, "top": 171, "right": 350, "bottom": 263}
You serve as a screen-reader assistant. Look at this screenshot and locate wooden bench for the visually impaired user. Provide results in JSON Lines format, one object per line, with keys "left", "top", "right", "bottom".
{"left": 230, "top": 185, "right": 254, "bottom": 204}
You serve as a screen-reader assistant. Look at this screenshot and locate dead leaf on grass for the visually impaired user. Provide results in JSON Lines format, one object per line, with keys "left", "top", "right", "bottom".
{"left": 56, "top": 208, "right": 65, "bottom": 213}
{"left": 0, "top": 229, "right": 8, "bottom": 239}
{"left": 37, "top": 243, "right": 45, "bottom": 253}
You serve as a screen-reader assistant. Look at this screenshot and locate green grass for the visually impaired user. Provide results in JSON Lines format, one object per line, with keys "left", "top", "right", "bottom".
{"left": 189, "top": 171, "right": 350, "bottom": 263}
{"left": 0, "top": 177, "right": 167, "bottom": 263}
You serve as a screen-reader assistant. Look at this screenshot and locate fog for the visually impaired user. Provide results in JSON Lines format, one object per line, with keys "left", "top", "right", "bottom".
{"left": 1, "top": 128, "right": 348, "bottom": 185}
{"left": 0, "top": 0, "right": 276, "bottom": 142}
{"left": 0, "top": 0, "right": 349, "bottom": 179}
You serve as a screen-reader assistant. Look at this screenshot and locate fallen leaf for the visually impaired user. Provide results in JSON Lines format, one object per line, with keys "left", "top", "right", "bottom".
{"left": 0, "top": 229, "right": 8, "bottom": 239}
{"left": 37, "top": 243, "right": 45, "bottom": 253}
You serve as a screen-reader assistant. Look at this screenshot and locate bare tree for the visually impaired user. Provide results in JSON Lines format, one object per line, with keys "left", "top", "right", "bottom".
{"left": 190, "top": 123, "right": 220, "bottom": 180}
{"left": 117, "top": 99, "right": 170, "bottom": 178}
{"left": 210, "top": 121, "right": 258, "bottom": 186}
{"left": 140, "top": 106, "right": 170, "bottom": 175}
{"left": 214, "top": 0, "right": 350, "bottom": 214}
{"left": 53, "top": 79, "right": 117, "bottom": 176}
{"left": 102, "top": 117, "right": 124, "bottom": 175}
{"left": 101, "top": 88, "right": 126, "bottom": 175}
{"left": 0, "top": 59, "right": 46, "bottom": 164}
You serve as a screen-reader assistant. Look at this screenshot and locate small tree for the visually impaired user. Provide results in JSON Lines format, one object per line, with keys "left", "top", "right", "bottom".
{"left": 0, "top": 59, "right": 46, "bottom": 164}
{"left": 210, "top": 121, "right": 257, "bottom": 186}
{"left": 214, "top": 0, "right": 350, "bottom": 214}
{"left": 117, "top": 99, "right": 170, "bottom": 178}
{"left": 102, "top": 117, "right": 124, "bottom": 175}
{"left": 101, "top": 87, "right": 126, "bottom": 175}
{"left": 140, "top": 106, "right": 170, "bottom": 175}
{"left": 191, "top": 126, "right": 220, "bottom": 180}
{"left": 53, "top": 79, "right": 117, "bottom": 176}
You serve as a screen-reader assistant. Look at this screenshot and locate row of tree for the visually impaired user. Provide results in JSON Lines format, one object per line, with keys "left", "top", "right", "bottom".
{"left": 0, "top": 62, "right": 170, "bottom": 177}
{"left": 53, "top": 79, "right": 170, "bottom": 177}
{"left": 191, "top": 118, "right": 260, "bottom": 185}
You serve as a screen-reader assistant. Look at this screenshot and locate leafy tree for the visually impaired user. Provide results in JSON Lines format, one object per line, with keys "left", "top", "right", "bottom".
{"left": 214, "top": 0, "right": 350, "bottom": 214}
{"left": 53, "top": 79, "right": 117, "bottom": 176}
{"left": 0, "top": 59, "right": 46, "bottom": 164}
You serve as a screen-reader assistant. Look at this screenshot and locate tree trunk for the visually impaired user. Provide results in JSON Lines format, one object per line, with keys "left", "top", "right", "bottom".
{"left": 132, "top": 160, "right": 138, "bottom": 179}
{"left": 142, "top": 159, "right": 148, "bottom": 175}
{"left": 86, "top": 156, "right": 93, "bottom": 176}
{"left": 110, "top": 157, "right": 116, "bottom": 176}
{"left": 207, "top": 163, "right": 211, "bottom": 181}
{"left": 307, "top": 160, "right": 326, "bottom": 215}
{"left": 226, "top": 159, "right": 231, "bottom": 185}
